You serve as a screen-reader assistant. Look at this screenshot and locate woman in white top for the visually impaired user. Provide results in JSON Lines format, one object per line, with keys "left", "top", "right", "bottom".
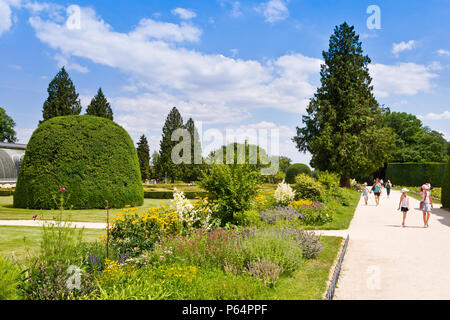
{"left": 421, "top": 184, "right": 433, "bottom": 228}
{"left": 398, "top": 188, "right": 410, "bottom": 227}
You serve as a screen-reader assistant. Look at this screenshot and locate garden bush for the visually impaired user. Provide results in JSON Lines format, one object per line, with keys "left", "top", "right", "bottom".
{"left": 199, "top": 164, "right": 261, "bottom": 224}
{"left": 14, "top": 115, "right": 143, "bottom": 209}
{"left": 318, "top": 171, "right": 340, "bottom": 190}
{"left": 0, "top": 257, "right": 23, "bottom": 300}
{"left": 442, "top": 157, "right": 450, "bottom": 208}
{"left": 285, "top": 163, "right": 311, "bottom": 184}
{"left": 386, "top": 162, "right": 446, "bottom": 187}
{"left": 293, "top": 173, "right": 324, "bottom": 202}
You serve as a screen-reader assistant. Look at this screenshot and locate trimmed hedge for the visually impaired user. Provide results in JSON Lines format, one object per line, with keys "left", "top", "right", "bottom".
{"left": 285, "top": 163, "right": 311, "bottom": 184}
{"left": 442, "top": 157, "right": 450, "bottom": 208}
{"left": 144, "top": 191, "right": 209, "bottom": 199}
{"left": 14, "top": 115, "right": 144, "bottom": 209}
{"left": 385, "top": 162, "right": 446, "bottom": 187}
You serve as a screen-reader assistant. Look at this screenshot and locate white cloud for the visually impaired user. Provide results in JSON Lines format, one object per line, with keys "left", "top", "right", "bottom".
{"left": 419, "top": 110, "right": 450, "bottom": 121}
{"left": 220, "top": 1, "right": 242, "bottom": 18}
{"left": 129, "top": 18, "right": 202, "bottom": 42}
{"left": 255, "top": 0, "right": 289, "bottom": 24}
{"left": 369, "top": 63, "right": 438, "bottom": 97}
{"left": 171, "top": 7, "right": 196, "bottom": 20}
{"left": 440, "top": 130, "right": 450, "bottom": 141}
{"left": 16, "top": 127, "right": 34, "bottom": 143}
{"left": 392, "top": 40, "right": 416, "bottom": 56}
{"left": 0, "top": 0, "right": 14, "bottom": 36}
{"left": 437, "top": 49, "right": 450, "bottom": 57}
{"left": 54, "top": 53, "right": 89, "bottom": 73}
{"left": 28, "top": 5, "right": 322, "bottom": 129}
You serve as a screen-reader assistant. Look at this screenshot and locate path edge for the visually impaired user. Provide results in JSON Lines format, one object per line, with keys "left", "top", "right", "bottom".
{"left": 324, "top": 235, "right": 350, "bottom": 300}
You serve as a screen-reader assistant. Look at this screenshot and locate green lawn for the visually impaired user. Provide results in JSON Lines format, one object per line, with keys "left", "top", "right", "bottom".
{"left": 262, "top": 236, "right": 343, "bottom": 299}
{"left": 0, "top": 197, "right": 172, "bottom": 223}
{"left": 303, "top": 189, "right": 361, "bottom": 230}
{"left": 0, "top": 226, "right": 104, "bottom": 261}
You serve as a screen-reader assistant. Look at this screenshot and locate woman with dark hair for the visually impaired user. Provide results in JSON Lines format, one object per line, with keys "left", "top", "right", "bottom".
{"left": 371, "top": 178, "right": 383, "bottom": 206}
{"left": 385, "top": 180, "right": 392, "bottom": 199}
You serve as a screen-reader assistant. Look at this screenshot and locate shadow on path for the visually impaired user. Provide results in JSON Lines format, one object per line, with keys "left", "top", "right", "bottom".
{"left": 433, "top": 207, "right": 450, "bottom": 227}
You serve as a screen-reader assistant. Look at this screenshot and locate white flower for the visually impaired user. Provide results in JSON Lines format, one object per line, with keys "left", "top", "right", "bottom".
{"left": 274, "top": 180, "right": 295, "bottom": 205}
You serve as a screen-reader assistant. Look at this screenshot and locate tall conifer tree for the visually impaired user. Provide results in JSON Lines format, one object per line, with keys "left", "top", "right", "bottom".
{"left": 293, "top": 22, "right": 394, "bottom": 186}
{"left": 137, "top": 134, "right": 151, "bottom": 182}
{"left": 155, "top": 107, "right": 184, "bottom": 183}
{"left": 86, "top": 88, "right": 113, "bottom": 120}
{"left": 41, "top": 67, "right": 81, "bottom": 123}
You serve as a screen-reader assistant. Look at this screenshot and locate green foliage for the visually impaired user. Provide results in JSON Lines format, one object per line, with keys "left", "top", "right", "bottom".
{"left": 137, "top": 134, "right": 151, "bottom": 182}
{"left": 278, "top": 156, "right": 292, "bottom": 174}
{"left": 86, "top": 88, "right": 113, "bottom": 120}
{"left": 143, "top": 190, "right": 208, "bottom": 199}
{"left": 0, "top": 257, "right": 22, "bottom": 300}
{"left": 293, "top": 173, "right": 324, "bottom": 202}
{"left": 41, "top": 67, "right": 81, "bottom": 123}
{"left": 293, "top": 22, "right": 395, "bottom": 183}
{"left": 182, "top": 118, "right": 203, "bottom": 182}
{"left": 386, "top": 162, "right": 446, "bottom": 187}
{"left": 199, "top": 164, "right": 261, "bottom": 224}
{"left": 384, "top": 112, "right": 448, "bottom": 162}
{"left": 154, "top": 107, "right": 184, "bottom": 182}
{"left": 285, "top": 163, "right": 311, "bottom": 184}
{"left": 318, "top": 171, "right": 340, "bottom": 190}
{"left": 14, "top": 115, "right": 143, "bottom": 209}
{"left": 0, "top": 107, "right": 17, "bottom": 143}
{"left": 441, "top": 157, "right": 450, "bottom": 208}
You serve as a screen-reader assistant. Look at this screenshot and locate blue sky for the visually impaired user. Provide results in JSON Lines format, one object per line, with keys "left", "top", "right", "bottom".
{"left": 1, "top": 0, "right": 450, "bottom": 164}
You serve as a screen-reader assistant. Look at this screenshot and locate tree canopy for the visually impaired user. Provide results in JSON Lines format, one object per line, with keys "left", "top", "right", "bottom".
{"left": 41, "top": 67, "right": 81, "bottom": 123}
{"left": 0, "top": 107, "right": 17, "bottom": 143}
{"left": 86, "top": 88, "right": 113, "bottom": 120}
{"left": 154, "top": 107, "right": 185, "bottom": 182}
{"left": 293, "top": 22, "right": 394, "bottom": 186}
{"left": 137, "top": 134, "right": 151, "bottom": 182}
{"left": 384, "top": 111, "right": 448, "bottom": 162}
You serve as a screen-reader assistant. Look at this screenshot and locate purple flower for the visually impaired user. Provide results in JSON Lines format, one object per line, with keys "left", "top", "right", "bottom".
{"left": 32, "top": 215, "right": 38, "bottom": 220}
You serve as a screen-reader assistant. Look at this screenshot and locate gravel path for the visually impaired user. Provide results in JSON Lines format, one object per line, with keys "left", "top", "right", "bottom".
{"left": 334, "top": 189, "right": 450, "bottom": 300}
{"left": 0, "top": 219, "right": 107, "bottom": 229}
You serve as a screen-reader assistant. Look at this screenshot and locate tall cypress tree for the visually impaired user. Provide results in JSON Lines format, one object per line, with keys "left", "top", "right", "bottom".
{"left": 293, "top": 22, "right": 394, "bottom": 186}
{"left": 155, "top": 107, "right": 185, "bottom": 183}
{"left": 183, "top": 118, "right": 203, "bottom": 181}
{"left": 86, "top": 88, "right": 113, "bottom": 120}
{"left": 41, "top": 67, "right": 81, "bottom": 123}
{"left": 137, "top": 134, "right": 151, "bottom": 182}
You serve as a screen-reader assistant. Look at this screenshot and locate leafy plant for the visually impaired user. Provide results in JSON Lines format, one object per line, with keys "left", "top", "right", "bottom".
{"left": 293, "top": 173, "right": 325, "bottom": 202}
{"left": 200, "top": 164, "right": 261, "bottom": 225}
{"left": 0, "top": 257, "right": 23, "bottom": 300}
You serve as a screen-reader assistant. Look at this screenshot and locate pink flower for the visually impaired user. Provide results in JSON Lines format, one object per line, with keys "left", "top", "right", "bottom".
{"left": 32, "top": 215, "right": 38, "bottom": 220}
{"left": 59, "top": 188, "right": 66, "bottom": 192}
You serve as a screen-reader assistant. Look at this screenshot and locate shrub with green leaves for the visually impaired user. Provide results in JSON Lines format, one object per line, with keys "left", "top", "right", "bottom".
{"left": 14, "top": 115, "right": 143, "bottom": 209}
{"left": 293, "top": 173, "right": 324, "bottom": 202}
{"left": 318, "top": 171, "right": 340, "bottom": 190}
{"left": 199, "top": 164, "right": 261, "bottom": 224}
{"left": 285, "top": 163, "right": 311, "bottom": 184}
{"left": 442, "top": 157, "right": 450, "bottom": 208}
{"left": 0, "top": 257, "right": 23, "bottom": 300}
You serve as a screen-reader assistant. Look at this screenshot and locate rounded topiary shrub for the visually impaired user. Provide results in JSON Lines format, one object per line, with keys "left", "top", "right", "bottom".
{"left": 442, "top": 157, "right": 450, "bottom": 208}
{"left": 14, "top": 115, "right": 144, "bottom": 209}
{"left": 285, "top": 163, "right": 311, "bottom": 184}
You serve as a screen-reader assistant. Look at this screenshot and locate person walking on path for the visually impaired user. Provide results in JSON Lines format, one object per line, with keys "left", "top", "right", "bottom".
{"left": 362, "top": 182, "right": 370, "bottom": 205}
{"left": 385, "top": 180, "right": 392, "bottom": 199}
{"left": 421, "top": 184, "right": 433, "bottom": 228}
{"left": 371, "top": 178, "right": 383, "bottom": 206}
{"left": 398, "top": 188, "right": 410, "bottom": 227}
